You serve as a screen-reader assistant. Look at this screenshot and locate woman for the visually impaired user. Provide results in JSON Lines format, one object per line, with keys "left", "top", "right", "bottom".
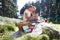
{"left": 17, "top": 6, "right": 36, "bottom": 32}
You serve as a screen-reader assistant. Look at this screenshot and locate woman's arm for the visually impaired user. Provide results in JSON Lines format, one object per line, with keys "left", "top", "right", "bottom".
{"left": 25, "top": 13, "right": 31, "bottom": 19}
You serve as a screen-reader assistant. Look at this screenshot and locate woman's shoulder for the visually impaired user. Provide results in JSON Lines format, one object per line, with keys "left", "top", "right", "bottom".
{"left": 24, "top": 9, "right": 30, "bottom": 13}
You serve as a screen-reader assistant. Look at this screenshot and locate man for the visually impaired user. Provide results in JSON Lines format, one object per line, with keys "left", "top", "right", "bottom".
{"left": 23, "top": 5, "right": 36, "bottom": 22}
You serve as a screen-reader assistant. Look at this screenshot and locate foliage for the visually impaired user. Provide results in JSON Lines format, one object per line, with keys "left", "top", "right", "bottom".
{"left": 21, "top": 34, "right": 49, "bottom": 40}
{"left": 0, "top": 16, "right": 18, "bottom": 40}
{"left": 0, "top": 16, "right": 60, "bottom": 40}
{"left": 0, "top": 31, "right": 15, "bottom": 40}
{"left": 0, "top": 25, "right": 15, "bottom": 40}
{"left": 42, "top": 27, "right": 60, "bottom": 40}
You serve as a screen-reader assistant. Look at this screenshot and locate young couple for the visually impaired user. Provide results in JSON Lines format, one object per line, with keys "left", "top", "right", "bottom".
{"left": 23, "top": 5, "right": 37, "bottom": 22}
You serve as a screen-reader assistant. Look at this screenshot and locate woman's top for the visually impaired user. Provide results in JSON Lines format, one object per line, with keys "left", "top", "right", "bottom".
{"left": 23, "top": 9, "right": 31, "bottom": 21}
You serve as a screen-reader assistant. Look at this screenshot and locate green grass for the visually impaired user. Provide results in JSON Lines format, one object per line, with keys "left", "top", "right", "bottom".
{"left": 51, "top": 24, "right": 60, "bottom": 32}
{"left": 0, "top": 16, "right": 60, "bottom": 40}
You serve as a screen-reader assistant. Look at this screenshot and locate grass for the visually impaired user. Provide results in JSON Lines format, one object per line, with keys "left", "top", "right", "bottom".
{"left": 14, "top": 23, "right": 60, "bottom": 40}
{"left": 50, "top": 23, "right": 60, "bottom": 32}
{"left": 0, "top": 16, "right": 60, "bottom": 40}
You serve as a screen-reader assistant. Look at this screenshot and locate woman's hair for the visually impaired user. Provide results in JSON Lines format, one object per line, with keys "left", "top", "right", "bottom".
{"left": 27, "top": 5, "right": 36, "bottom": 10}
